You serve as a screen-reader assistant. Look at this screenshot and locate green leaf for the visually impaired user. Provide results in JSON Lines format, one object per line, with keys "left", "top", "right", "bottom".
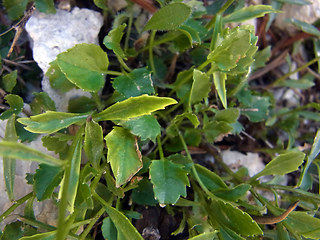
{"left": 46, "top": 60, "right": 75, "bottom": 93}
{"left": 252, "top": 46, "right": 271, "bottom": 70}
{"left": 103, "top": 23, "right": 127, "bottom": 60}
{"left": 94, "top": 0, "right": 108, "bottom": 9}
{"left": 190, "top": 69, "right": 211, "bottom": 105}
{"left": 19, "top": 231, "right": 56, "bottom": 240}
{"left": 112, "top": 68, "right": 155, "bottom": 99}
{"left": 253, "top": 151, "right": 305, "bottom": 179}
{"left": 280, "top": 78, "right": 315, "bottom": 89}
{"left": 68, "top": 96, "right": 96, "bottom": 113}
{"left": 131, "top": 178, "right": 158, "bottom": 206}
{"left": 102, "top": 217, "right": 117, "bottom": 240}
{"left": 105, "top": 127, "right": 143, "bottom": 187}
{"left": 214, "top": 184, "right": 251, "bottom": 201}
{"left": 224, "top": 5, "right": 280, "bottom": 23}
{"left": 172, "top": 113, "right": 200, "bottom": 128}
{"left": 120, "top": 115, "right": 161, "bottom": 142}
{"left": 84, "top": 118, "right": 104, "bottom": 168}
{"left": 188, "top": 231, "right": 218, "bottom": 240}
{"left": 42, "top": 135, "right": 69, "bottom": 158}
{"left": 103, "top": 204, "right": 144, "bottom": 240}
{"left": 144, "top": 3, "right": 191, "bottom": 31}
{"left": 0, "top": 94, "right": 24, "bottom": 120}
{"left": 150, "top": 159, "right": 190, "bottom": 204}
{"left": 34, "top": 0, "right": 56, "bottom": 14}
{"left": 59, "top": 127, "right": 83, "bottom": 213}
{"left": 3, "top": 0, "right": 28, "bottom": 20}
{"left": 219, "top": 227, "right": 246, "bottom": 240}
{"left": 274, "top": 0, "right": 311, "bottom": 5}
{"left": 93, "top": 95, "right": 177, "bottom": 122}
{"left": 209, "top": 200, "right": 263, "bottom": 236}
{"left": 204, "top": 120, "right": 233, "bottom": 142}
{"left": 195, "top": 164, "right": 228, "bottom": 191}
{"left": 18, "top": 111, "right": 90, "bottom": 134}
{"left": 2, "top": 70, "right": 17, "bottom": 92}
{"left": 285, "top": 211, "right": 320, "bottom": 239}
{"left": 34, "top": 164, "right": 63, "bottom": 201}
{"left": 3, "top": 114, "right": 18, "bottom": 200}
{"left": 30, "top": 92, "right": 56, "bottom": 115}
{"left": 1, "top": 221, "right": 23, "bottom": 240}
{"left": 214, "top": 108, "right": 240, "bottom": 123}
{"left": 287, "top": 18, "right": 320, "bottom": 37}
{"left": 57, "top": 43, "right": 109, "bottom": 92}
{"left": 0, "top": 141, "right": 63, "bottom": 166}
{"left": 213, "top": 72, "right": 227, "bottom": 109}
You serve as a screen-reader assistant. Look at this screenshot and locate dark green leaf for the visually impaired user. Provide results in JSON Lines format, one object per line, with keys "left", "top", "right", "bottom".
{"left": 68, "top": 96, "right": 96, "bottom": 113}
{"left": 18, "top": 111, "right": 89, "bottom": 134}
{"left": 93, "top": 0, "right": 108, "bottom": 9}
{"left": 57, "top": 43, "right": 109, "bottom": 92}
{"left": 93, "top": 95, "right": 177, "bottom": 122}
{"left": 3, "top": 0, "right": 28, "bottom": 20}
{"left": 150, "top": 159, "right": 190, "bottom": 204}
{"left": 213, "top": 72, "right": 227, "bottom": 109}
{"left": 209, "top": 200, "right": 263, "bottom": 236}
{"left": 253, "top": 151, "right": 305, "bottom": 179}
{"left": 195, "top": 164, "right": 228, "bottom": 191}
{"left": 103, "top": 204, "right": 144, "bottom": 240}
{"left": 103, "top": 23, "right": 127, "bottom": 59}
{"left": 214, "top": 108, "right": 240, "bottom": 123}
{"left": 287, "top": 18, "right": 320, "bottom": 37}
{"left": 120, "top": 115, "right": 161, "bottom": 142}
{"left": 3, "top": 114, "right": 18, "bottom": 200}
{"left": 0, "top": 141, "right": 64, "bottom": 166}
{"left": 42, "top": 135, "right": 69, "bottom": 158}
{"left": 274, "top": 0, "right": 311, "bottom": 5}
{"left": 34, "top": 164, "right": 63, "bottom": 201}
{"left": 184, "top": 129, "right": 202, "bottom": 147}
{"left": 144, "top": 3, "right": 191, "bottom": 31}
{"left": 190, "top": 69, "right": 211, "bottom": 105}
{"left": 204, "top": 120, "right": 233, "bottom": 142}
{"left": 252, "top": 46, "right": 271, "bottom": 70}
{"left": 214, "top": 184, "right": 251, "bottom": 201}
{"left": 224, "top": 5, "right": 280, "bottom": 23}
{"left": 84, "top": 118, "right": 104, "bottom": 168}
{"left": 46, "top": 60, "right": 75, "bottom": 93}
{"left": 105, "top": 127, "right": 142, "bottom": 187}
{"left": 34, "top": 0, "right": 55, "bottom": 14}
{"left": 219, "top": 227, "right": 246, "bottom": 240}
{"left": 2, "top": 70, "right": 17, "bottom": 92}
{"left": 131, "top": 178, "right": 158, "bottom": 206}
{"left": 15, "top": 121, "right": 38, "bottom": 142}
{"left": 30, "top": 92, "right": 56, "bottom": 115}
{"left": 102, "top": 217, "right": 117, "bottom": 240}
{"left": 112, "top": 68, "right": 155, "bottom": 99}
{"left": 0, "top": 94, "right": 24, "bottom": 120}
{"left": 1, "top": 221, "right": 23, "bottom": 240}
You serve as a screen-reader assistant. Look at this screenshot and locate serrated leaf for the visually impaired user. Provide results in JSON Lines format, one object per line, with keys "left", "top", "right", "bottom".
{"left": 224, "top": 5, "right": 280, "bottom": 23}
{"left": 150, "top": 159, "right": 190, "bottom": 204}
{"left": 18, "top": 111, "right": 89, "bottom": 134}
{"left": 34, "top": 0, "right": 56, "bottom": 14}
{"left": 84, "top": 118, "right": 104, "bottom": 168}
{"left": 285, "top": 211, "right": 320, "bottom": 239}
{"left": 30, "top": 92, "right": 56, "bottom": 115}
{"left": 287, "top": 18, "right": 320, "bottom": 37}
{"left": 42, "top": 135, "right": 69, "bottom": 158}
{"left": 112, "top": 68, "right": 155, "bottom": 99}
{"left": 0, "top": 141, "right": 63, "bottom": 166}
{"left": 120, "top": 115, "right": 161, "bottom": 142}
{"left": 3, "top": 114, "right": 18, "bottom": 200}
{"left": 103, "top": 23, "right": 127, "bottom": 59}
{"left": 253, "top": 152, "right": 305, "bottom": 179}
{"left": 103, "top": 204, "right": 144, "bottom": 240}
{"left": 93, "top": 95, "right": 177, "bottom": 122}
{"left": 144, "top": 3, "right": 191, "bottom": 31}
{"left": 219, "top": 227, "right": 246, "bottom": 240}
{"left": 0, "top": 94, "right": 24, "bottom": 120}
{"left": 190, "top": 69, "right": 211, "bottom": 105}
{"left": 34, "top": 164, "right": 63, "bottom": 201}
{"left": 57, "top": 43, "right": 109, "bottom": 92}
{"left": 105, "top": 127, "right": 142, "bottom": 187}
{"left": 2, "top": 70, "right": 17, "bottom": 92}
{"left": 209, "top": 200, "right": 263, "bottom": 236}
{"left": 3, "top": 0, "right": 28, "bottom": 20}
{"left": 46, "top": 60, "right": 75, "bottom": 93}
{"left": 213, "top": 72, "right": 227, "bottom": 109}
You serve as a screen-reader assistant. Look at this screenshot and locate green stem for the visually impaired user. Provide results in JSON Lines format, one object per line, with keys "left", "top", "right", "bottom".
{"left": 117, "top": 56, "right": 131, "bottom": 72}
{"left": 271, "top": 57, "right": 320, "bottom": 86}
{"left": 79, "top": 207, "right": 106, "bottom": 240}
{"left": 0, "top": 192, "right": 33, "bottom": 222}
{"left": 209, "top": 14, "right": 222, "bottom": 51}
{"left": 124, "top": 6, "right": 133, "bottom": 52}
{"left": 157, "top": 135, "right": 165, "bottom": 160}
{"left": 105, "top": 70, "right": 124, "bottom": 76}
{"left": 149, "top": 30, "right": 157, "bottom": 76}
{"left": 218, "top": 0, "right": 236, "bottom": 14}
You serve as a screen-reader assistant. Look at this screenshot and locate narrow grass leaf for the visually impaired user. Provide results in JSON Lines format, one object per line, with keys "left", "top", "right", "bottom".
{"left": 93, "top": 95, "right": 177, "bottom": 122}
{"left": 144, "top": 3, "right": 191, "bottom": 31}
{"left": 18, "top": 111, "right": 89, "bottom": 134}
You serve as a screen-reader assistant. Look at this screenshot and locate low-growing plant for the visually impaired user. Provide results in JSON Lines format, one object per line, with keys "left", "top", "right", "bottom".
{"left": 1, "top": 0, "right": 320, "bottom": 239}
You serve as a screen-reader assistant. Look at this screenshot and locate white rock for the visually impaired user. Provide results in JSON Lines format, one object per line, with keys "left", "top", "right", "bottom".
{"left": 25, "top": 7, "right": 104, "bottom": 111}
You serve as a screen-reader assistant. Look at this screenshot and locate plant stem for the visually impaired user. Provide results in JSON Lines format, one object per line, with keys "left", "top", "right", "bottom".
{"left": 79, "top": 207, "right": 105, "bottom": 240}
{"left": 105, "top": 70, "right": 124, "bottom": 76}
{"left": 124, "top": 5, "right": 133, "bottom": 52}
{"left": 117, "top": 56, "right": 132, "bottom": 72}
{"left": 149, "top": 30, "right": 157, "bottom": 76}
{"left": 0, "top": 192, "right": 33, "bottom": 222}
{"left": 157, "top": 134, "right": 165, "bottom": 160}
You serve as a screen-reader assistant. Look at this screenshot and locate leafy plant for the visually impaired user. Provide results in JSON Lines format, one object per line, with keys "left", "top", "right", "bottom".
{"left": 1, "top": 0, "right": 320, "bottom": 239}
